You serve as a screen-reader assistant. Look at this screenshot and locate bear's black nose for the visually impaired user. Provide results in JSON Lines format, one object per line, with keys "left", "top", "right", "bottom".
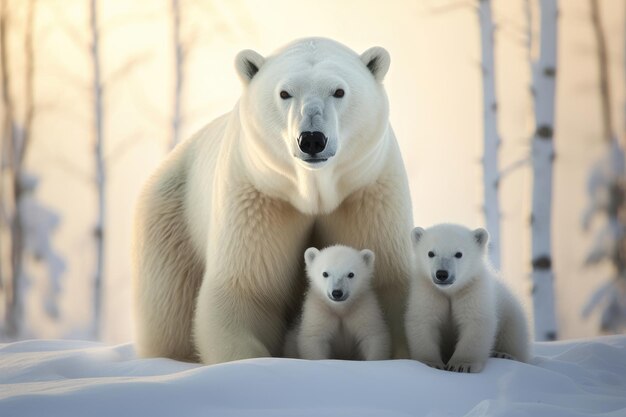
{"left": 298, "top": 131, "right": 327, "bottom": 156}
{"left": 331, "top": 290, "right": 344, "bottom": 300}
{"left": 435, "top": 270, "right": 449, "bottom": 281}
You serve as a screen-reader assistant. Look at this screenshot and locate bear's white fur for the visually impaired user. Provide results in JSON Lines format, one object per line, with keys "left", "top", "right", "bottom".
{"left": 133, "top": 38, "right": 413, "bottom": 364}
{"left": 284, "top": 245, "right": 390, "bottom": 360}
{"left": 405, "top": 224, "right": 530, "bottom": 372}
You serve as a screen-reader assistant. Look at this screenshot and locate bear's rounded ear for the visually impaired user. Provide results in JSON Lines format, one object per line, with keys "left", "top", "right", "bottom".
{"left": 473, "top": 228, "right": 489, "bottom": 249}
{"left": 360, "top": 46, "right": 390, "bottom": 82}
{"left": 411, "top": 227, "right": 425, "bottom": 246}
{"left": 304, "top": 247, "right": 320, "bottom": 266}
{"left": 235, "top": 49, "right": 265, "bottom": 84}
{"left": 360, "top": 249, "right": 375, "bottom": 268}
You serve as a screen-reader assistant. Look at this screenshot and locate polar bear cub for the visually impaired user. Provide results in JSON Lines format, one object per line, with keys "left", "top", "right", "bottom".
{"left": 406, "top": 224, "right": 530, "bottom": 372}
{"left": 286, "top": 245, "right": 391, "bottom": 360}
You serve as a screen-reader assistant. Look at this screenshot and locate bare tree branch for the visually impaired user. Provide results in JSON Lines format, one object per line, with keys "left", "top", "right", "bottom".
{"left": 47, "top": 0, "right": 89, "bottom": 52}
{"left": 102, "top": 51, "right": 153, "bottom": 90}
{"left": 421, "top": 0, "right": 476, "bottom": 16}
{"left": 105, "top": 131, "right": 146, "bottom": 165}
{"left": 590, "top": 0, "right": 615, "bottom": 142}
{"left": 100, "top": 8, "right": 163, "bottom": 33}
{"left": 498, "top": 157, "right": 530, "bottom": 181}
{"left": 51, "top": 154, "right": 93, "bottom": 184}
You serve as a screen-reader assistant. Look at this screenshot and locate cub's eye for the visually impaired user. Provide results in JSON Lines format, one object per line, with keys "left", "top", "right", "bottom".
{"left": 279, "top": 90, "right": 292, "bottom": 99}
{"left": 455, "top": 252, "right": 463, "bottom": 259}
{"left": 428, "top": 251, "right": 435, "bottom": 258}
{"left": 322, "top": 272, "right": 329, "bottom": 278}
{"left": 333, "top": 88, "right": 345, "bottom": 98}
{"left": 347, "top": 272, "right": 354, "bottom": 278}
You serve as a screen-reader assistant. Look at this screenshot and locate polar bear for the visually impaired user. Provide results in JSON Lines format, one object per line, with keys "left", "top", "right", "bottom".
{"left": 284, "top": 245, "right": 390, "bottom": 360}
{"left": 405, "top": 224, "right": 530, "bottom": 372}
{"left": 132, "top": 38, "right": 413, "bottom": 364}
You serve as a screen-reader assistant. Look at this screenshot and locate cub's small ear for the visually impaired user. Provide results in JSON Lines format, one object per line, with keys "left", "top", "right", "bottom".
{"left": 360, "top": 249, "right": 375, "bottom": 268}
{"left": 360, "top": 46, "right": 391, "bottom": 82}
{"left": 304, "top": 247, "right": 320, "bottom": 266}
{"left": 411, "top": 227, "right": 425, "bottom": 245}
{"left": 235, "top": 49, "right": 265, "bottom": 84}
{"left": 473, "top": 228, "right": 489, "bottom": 248}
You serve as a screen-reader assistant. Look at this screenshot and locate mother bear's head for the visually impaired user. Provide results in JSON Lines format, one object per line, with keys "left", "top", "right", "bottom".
{"left": 234, "top": 38, "right": 392, "bottom": 214}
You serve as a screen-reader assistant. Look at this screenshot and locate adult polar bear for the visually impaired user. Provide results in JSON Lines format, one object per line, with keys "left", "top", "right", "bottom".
{"left": 133, "top": 38, "right": 413, "bottom": 364}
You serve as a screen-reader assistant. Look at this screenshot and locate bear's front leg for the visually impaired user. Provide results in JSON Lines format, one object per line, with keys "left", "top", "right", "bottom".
{"left": 349, "top": 296, "right": 391, "bottom": 361}
{"left": 194, "top": 278, "right": 280, "bottom": 364}
{"left": 193, "top": 187, "right": 313, "bottom": 365}
{"left": 446, "top": 293, "right": 497, "bottom": 373}
{"left": 355, "top": 327, "right": 390, "bottom": 361}
{"left": 405, "top": 287, "right": 447, "bottom": 369}
{"left": 297, "top": 306, "right": 339, "bottom": 360}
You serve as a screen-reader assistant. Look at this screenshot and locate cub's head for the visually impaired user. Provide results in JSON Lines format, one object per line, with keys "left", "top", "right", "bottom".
{"left": 411, "top": 224, "right": 489, "bottom": 293}
{"left": 304, "top": 245, "right": 375, "bottom": 305}
{"left": 235, "top": 38, "right": 390, "bottom": 172}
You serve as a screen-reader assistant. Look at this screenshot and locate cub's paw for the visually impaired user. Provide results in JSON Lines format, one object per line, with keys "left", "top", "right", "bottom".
{"left": 445, "top": 361, "right": 485, "bottom": 373}
{"left": 491, "top": 351, "right": 515, "bottom": 360}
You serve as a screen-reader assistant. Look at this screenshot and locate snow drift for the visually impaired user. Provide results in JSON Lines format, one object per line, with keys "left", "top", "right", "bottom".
{"left": 1, "top": 336, "right": 625, "bottom": 416}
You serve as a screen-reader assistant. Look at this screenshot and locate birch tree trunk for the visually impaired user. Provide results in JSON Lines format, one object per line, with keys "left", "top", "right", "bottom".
{"left": 1, "top": 0, "right": 35, "bottom": 338}
{"left": 0, "top": 0, "right": 19, "bottom": 336}
{"left": 169, "top": 0, "right": 183, "bottom": 150}
{"left": 581, "top": 0, "right": 626, "bottom": 332}
{"left": 529, "top": 0, "right": 559, "bottom": 341}
{"left": 89, "top": 0, "right": 105, "bottom": 340}
{"left": 478, "top": 0, "right": 502, "bottom": 269}
{"left": 621, "top": 4, "right": 626, "bottom": 279}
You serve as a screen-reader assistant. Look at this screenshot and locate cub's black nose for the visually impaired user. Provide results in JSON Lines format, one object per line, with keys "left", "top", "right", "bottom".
{"left": 435, "top": 270, "right": 449, "bottom": 281}
{"left": 298, "top": 131, "right": 327, "bottom": 155}
{"left": 331, "top": 290, "right": 344, "bottom": 300}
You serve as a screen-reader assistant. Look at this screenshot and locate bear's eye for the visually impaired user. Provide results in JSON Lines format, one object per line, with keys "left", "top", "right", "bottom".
{"left": 428, "top": 251, "right": 435, "bottom": 258}
{"left": 322, "top": 272, "right": 329, "bottom": 278}
{"left": 333, "top": 88, "right": 345, "bottom": 98}
{"left": 455, "top": 252, "right": 463, "bottom": 259}
{"left": 279, "top": 90, "right": 292, "bottom": 99}
{"left": 347, "top": 272, "right": 354, "bottom": 278}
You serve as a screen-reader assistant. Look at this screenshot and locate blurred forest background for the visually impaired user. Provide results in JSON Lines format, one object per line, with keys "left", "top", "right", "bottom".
{"left": 0, "top": 0, "right": 625, "bottom": 344}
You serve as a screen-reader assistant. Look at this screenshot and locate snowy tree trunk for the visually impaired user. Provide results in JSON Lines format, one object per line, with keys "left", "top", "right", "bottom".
{"left": 1, "top": 0, "right": 35, "bottom": 338}
{"left": 529, "top": 0, "right": 559, "bottom": 341}
{"left": 0, "top": 0, "right": 20, "bottom": 337}
{"left": 622, "top": 4, "right": 626, "bottom": 272}
{"left": 89, "top": 0, "right": 105, "bottom": 340}
{"left": 478, "top": 0, "right": 502, "bottom": 269}
{"left": 169, "top": 0, "right": 183, "bottom": 150}
{"left": 581, "top": 0, "right": 626, "bottom": 333}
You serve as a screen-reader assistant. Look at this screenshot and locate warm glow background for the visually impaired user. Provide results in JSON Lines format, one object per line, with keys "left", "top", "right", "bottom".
{"left": 3, "top": 0, "right": 625, "bottom": 342}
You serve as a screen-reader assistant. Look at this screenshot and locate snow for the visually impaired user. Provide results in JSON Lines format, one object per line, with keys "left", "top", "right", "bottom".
{"left": 1, "top": 337, "right": 626, "bottom": 417}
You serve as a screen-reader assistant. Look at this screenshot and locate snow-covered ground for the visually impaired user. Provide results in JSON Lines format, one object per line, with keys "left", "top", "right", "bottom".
{"left": 1, "top": 336, "right": 625, "bottom": 417}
